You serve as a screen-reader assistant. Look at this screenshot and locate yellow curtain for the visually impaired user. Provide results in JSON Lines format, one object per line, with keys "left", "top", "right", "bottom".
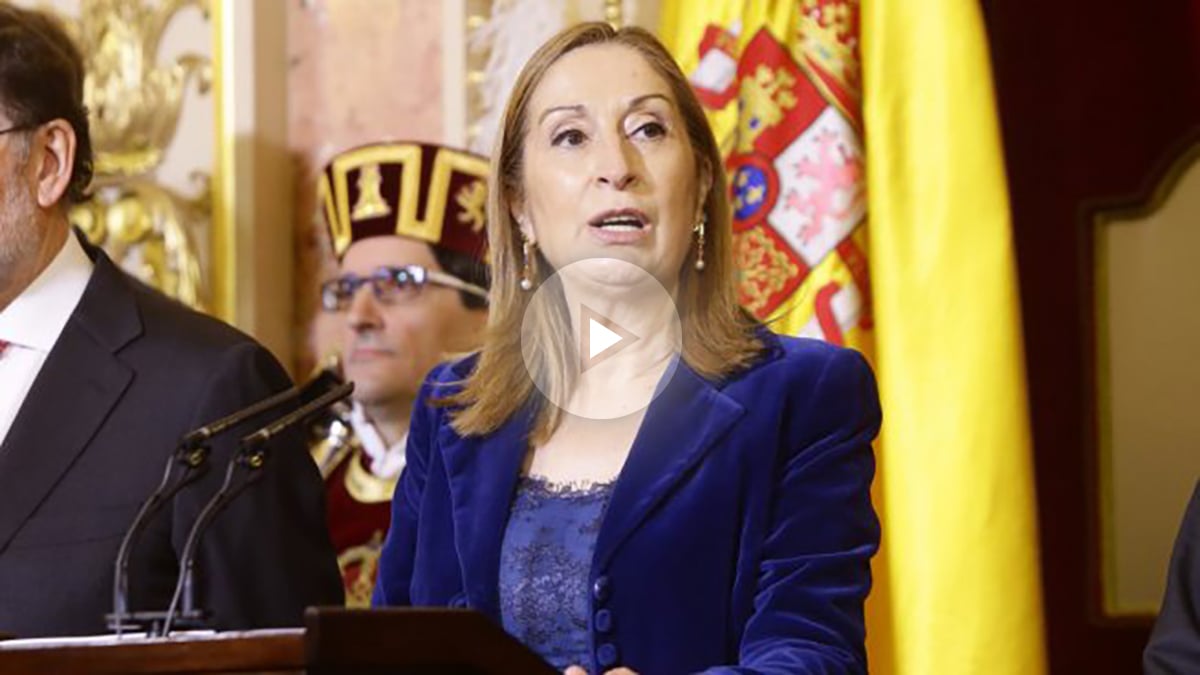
{"left": 860, "top": 0, "right": 1046, "bottom": 671}
{"left": 660, "top": 0, "right": 1047, "bottom": 672}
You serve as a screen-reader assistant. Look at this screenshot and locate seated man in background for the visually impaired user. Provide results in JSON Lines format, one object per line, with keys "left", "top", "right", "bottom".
{"left": 0, "top": 3, "right": 342, "bottom": 637}
{"left": 309, "top": 141, "right": 490, "bottom": 606}
{"left": 1146, "top": 481, "right": 1200, "bottom": 673}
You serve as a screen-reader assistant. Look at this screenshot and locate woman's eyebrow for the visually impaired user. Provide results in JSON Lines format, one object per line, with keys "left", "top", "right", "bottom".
{"left": 537, "top": 104, "right": 585, "bottom": 125}
{"left": 626, "top": 93, "right": 672, "bottom": 110}
{"left": 537, "top": 93, "right": 673, "bottom": 124}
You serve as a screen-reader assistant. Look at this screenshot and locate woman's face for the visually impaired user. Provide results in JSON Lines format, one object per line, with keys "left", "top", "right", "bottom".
{"left": 513, "top": 43, "right": 706, "bottom": 294}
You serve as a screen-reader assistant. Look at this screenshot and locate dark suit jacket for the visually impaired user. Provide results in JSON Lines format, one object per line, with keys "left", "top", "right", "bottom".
{"left": 374, "top": 333, "right": 881, "bottom": 674}
{"left": 0, "top": 237, "right": 342, "bottom": 637}
{"left": 1146, "top": 481, "right": 1200, "bottom": 673}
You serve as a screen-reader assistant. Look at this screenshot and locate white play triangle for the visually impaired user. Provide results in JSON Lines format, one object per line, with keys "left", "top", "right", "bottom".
{"left": 579, "top": 304, "right": 639, "bottom": 371}
{"left": 588, "top": 317, "right": 623, "bottom": 359}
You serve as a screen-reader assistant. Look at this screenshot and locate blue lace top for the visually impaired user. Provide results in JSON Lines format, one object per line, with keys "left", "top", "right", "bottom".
{"left": 499, "top": 475, "right": 615, "bottom": 673}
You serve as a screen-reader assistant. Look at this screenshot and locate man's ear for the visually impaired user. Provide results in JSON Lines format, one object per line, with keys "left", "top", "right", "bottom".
{"left": 33, "top": 120, "right": 77, "bottom": 209}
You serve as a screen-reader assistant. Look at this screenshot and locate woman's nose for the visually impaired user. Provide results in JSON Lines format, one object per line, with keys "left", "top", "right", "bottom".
{"left": 594, "top": 136, "right": 638, "bottom": 190}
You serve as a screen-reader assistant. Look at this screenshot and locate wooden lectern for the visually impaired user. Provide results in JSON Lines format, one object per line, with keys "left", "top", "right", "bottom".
{"left": 0, "top": 608, "right": 557, "bottom": 674}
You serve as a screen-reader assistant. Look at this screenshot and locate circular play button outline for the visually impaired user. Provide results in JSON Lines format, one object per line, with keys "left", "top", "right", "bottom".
{"left": 520, "top": 257, "right": 683, "bottom": 420}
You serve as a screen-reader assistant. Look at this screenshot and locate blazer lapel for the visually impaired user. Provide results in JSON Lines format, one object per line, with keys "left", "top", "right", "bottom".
{"left": 0, "top": 246, "right": 139, "bottom": 553}
{"left": 440, "top": 406, "right": 530, "bottom": 618}
{"left": 593, "top": 360, "right": 745, "bottom": 570}
{"left": 437, "top": 350, "right": 763, "bottom": 612}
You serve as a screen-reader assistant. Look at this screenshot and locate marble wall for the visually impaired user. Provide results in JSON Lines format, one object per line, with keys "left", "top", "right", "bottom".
{"left": 287, "top": 0, "right": 447, "bottom": 375}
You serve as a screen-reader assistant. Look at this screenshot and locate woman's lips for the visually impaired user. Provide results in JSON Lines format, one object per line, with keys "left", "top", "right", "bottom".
{"left": 587, "top": 208, "right": 651, "bottom": 245}
{"left": 589, "top": 224, "right": 651, "bottom": 245}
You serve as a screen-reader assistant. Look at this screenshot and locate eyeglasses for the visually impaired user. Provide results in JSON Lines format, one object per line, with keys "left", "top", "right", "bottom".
{"left": 320, "top": 264, "right": 487, "bottom": 312}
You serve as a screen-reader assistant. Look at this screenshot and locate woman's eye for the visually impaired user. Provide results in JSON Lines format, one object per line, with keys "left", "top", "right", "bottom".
{"left": 551, "top": 129, "right": 587, "bottom": 147}
{"left": 632, "top": 121, "right": 667, "bottom": 139}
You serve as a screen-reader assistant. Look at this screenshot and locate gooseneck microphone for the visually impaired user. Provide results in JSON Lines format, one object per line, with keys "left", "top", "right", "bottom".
{"left": 158, "top": 381, "right": 354, "bottom": 637}
{"left": 107, "top": 382, "right": 311, "bottom": 635}
{"left": 178, "top": 383, "right": 314, "bottom": 449}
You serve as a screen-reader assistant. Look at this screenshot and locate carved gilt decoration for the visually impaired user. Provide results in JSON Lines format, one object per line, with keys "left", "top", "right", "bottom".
{"left": 52, "top": 0, "right": 212, "bottom": 309}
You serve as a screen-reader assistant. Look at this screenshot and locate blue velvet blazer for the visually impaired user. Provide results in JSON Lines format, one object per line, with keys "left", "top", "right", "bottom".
{"left": 373, "top": 333, "right": 881, "bottom": 674}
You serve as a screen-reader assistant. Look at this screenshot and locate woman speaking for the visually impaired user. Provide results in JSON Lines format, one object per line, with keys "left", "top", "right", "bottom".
{"left": 373, "top": 22, "right": 881, "bottom": 675}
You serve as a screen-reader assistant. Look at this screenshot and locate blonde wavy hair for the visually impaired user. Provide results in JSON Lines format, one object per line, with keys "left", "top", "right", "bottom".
{"left": 443, "top": 22, "right": 763, "bottom": 442}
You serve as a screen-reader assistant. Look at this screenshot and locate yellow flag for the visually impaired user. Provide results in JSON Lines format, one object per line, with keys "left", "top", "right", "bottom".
{"left": 661, "top": 0, "right": 1047, "bottom": 671}
{"left": 661, "top": 0, "right": 873, "bottom": 350}
{"left": 861, "top": 0, "right": 1047, "bottom": 672}
{"left": 660, "top": 0, "right": 886, "bottom": 665}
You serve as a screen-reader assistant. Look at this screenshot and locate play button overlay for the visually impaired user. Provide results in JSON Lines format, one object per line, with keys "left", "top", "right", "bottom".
{"left": 581, "top": 305, "right": 638, "bottom": 371}
{"left": 520, "top": 257, "right": 682, "bottom": 420}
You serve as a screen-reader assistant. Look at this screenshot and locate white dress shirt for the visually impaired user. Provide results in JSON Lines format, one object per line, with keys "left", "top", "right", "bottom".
{"left": 0, "top": 233, "right": 94, "bottom": 447}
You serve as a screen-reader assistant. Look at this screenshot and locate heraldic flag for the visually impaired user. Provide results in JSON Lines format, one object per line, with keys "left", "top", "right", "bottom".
{"left": 661, "top": 1, "right": 1047, "bottom": 672}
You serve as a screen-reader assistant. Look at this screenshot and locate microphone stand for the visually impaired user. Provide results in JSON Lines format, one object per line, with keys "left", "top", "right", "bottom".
{"left": 107, "top": 383, "right": 307, "bottom": 636}
{"left": 108, "top": 441, "right": 208, "bottom": 636}
{"left": 158, "top": 382, "right": 354, "bottom": 637}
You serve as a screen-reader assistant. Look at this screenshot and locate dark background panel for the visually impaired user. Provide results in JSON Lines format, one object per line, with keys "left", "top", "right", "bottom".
{"left": 981, "top": 0, "right": 1200, "bottom": 672}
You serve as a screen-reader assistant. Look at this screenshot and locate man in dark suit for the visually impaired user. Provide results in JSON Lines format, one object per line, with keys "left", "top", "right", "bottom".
{"left": 1146, "top": 481, "right": 1200, "bottom": 673}
{"left": 0, "top": 3, "right": 342, "bottom": 637}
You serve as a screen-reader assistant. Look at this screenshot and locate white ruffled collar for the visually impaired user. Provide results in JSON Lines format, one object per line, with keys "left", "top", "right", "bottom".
{"left": 347, "top": 401, "right": 407, "bottom": 479}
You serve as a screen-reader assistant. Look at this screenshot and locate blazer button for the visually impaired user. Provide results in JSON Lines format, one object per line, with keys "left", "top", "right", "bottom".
{"left": 592, "top": 575, "right": 611, "bottom": 603}
{"left": 593, "top": 608, "right": 613, "bottom": 633}
{"left": 596, "top": 642, "right": 620, "bottom": 668}
{"left": 449, "top": 596, "right": 468, "bottom": 608}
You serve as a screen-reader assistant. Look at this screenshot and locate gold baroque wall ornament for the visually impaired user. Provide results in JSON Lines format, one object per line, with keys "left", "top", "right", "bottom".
{"left": 69, "top": 0, "right": 213, "bottom": 177}
{"left": 53, "top": 0, "right": 212, "bottom": 309}
{"left": 73, "top": 176, "right": 209, "bottom": 307}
